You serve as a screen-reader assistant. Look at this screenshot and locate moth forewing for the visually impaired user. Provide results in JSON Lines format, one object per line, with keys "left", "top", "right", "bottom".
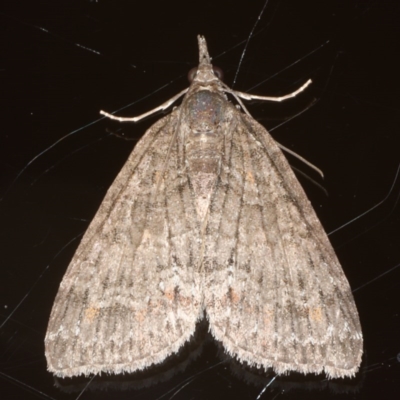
{"left": 204, "top": 110, "right": 363, "bottom": 378}
{"left": 45, "top": 110, "right": 204, "bottom": 377}
{"left": 45, "top": 35, "right": 362, "bottom": 379}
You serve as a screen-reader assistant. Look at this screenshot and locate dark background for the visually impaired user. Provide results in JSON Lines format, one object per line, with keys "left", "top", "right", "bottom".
{"left": 1, "top": 0, "right": 399, "bottom": 399}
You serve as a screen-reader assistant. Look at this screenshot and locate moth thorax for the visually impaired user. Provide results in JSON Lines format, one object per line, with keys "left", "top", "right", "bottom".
{"left": 185, "top": 90, "right": 225, "bottom": 174}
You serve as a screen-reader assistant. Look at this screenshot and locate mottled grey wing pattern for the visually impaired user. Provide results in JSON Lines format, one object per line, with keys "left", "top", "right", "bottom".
{"left": 204, "top": 112, "right": 363, "bottom": 378}
{"left": 45, "top": 109, "right": 203, "bottom": 377}
{"left": 46, "top": 35, "right": 362, "bottom": 380}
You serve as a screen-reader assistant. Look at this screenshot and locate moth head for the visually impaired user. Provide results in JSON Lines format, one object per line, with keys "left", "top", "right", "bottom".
{"left": 188, "top": 35, "right": 223, "bottom": 84}
{"left": 188, "top": 66, "right": 224, "bottom": 84}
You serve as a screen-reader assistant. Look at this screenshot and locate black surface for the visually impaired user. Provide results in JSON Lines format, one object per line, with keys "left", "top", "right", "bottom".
{"left": 1, "top": 1, "right": 399, "bottom": 399}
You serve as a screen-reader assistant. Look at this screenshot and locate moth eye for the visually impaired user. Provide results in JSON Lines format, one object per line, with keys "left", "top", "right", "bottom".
{"left": 212, "top": 66, "right": 224, "bottom": 81}
{"left": 187, "top": 67, "right": 198, "bottom": 83}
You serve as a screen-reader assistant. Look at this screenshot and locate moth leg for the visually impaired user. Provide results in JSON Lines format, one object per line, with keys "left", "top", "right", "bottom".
{"left": 233, "top": 79, "right": 312, "bottom": 102}
{"left": 100, "top": 87, "right": 189, "bottom": 122}
{"left": 275, "top": 142, "right": 324, "bottom": 178}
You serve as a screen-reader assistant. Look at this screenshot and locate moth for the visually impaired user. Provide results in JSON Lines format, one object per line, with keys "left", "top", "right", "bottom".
{"left": 45, "top": 36, "right": 363, "bottom": 379}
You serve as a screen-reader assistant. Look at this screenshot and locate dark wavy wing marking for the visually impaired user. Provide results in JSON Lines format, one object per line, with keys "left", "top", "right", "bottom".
{"left": 204, "top": 111, "right": 362, "bottom": 378}
{"left": 45, "top": 108, "right": 202, "bottom": 377}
